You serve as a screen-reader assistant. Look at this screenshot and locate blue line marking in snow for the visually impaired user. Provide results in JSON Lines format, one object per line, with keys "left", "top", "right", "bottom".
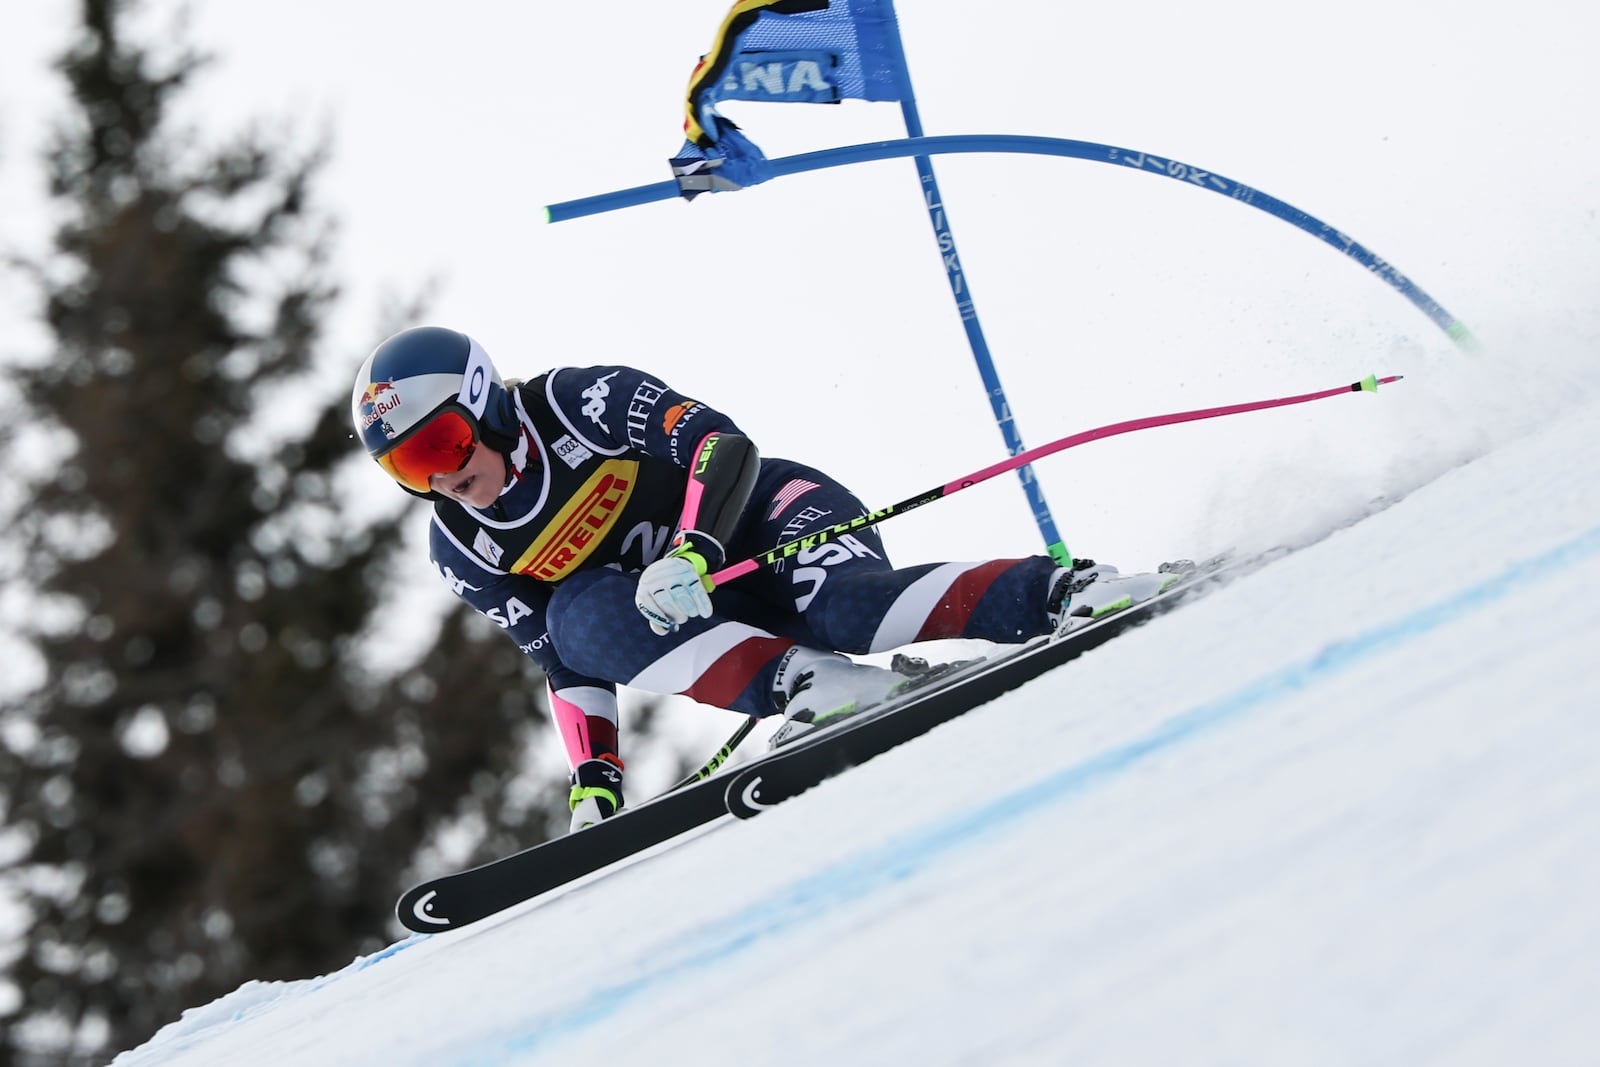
{"left": 352, "top": 934, "right": 428, "bottom": 973}
{"left": 470, "top": 522, "right": 1600, "bottom": 1065}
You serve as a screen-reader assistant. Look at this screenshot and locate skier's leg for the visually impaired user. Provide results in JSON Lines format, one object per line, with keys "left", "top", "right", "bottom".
{"left": 734, "top": 461, "right": 1063, "bottom": 652}
{"left": 549, "top": 567, "right": 919, "bottom": 722}
{"left": 548, "top": 568, "right": 796, "bottom": 717}
{"left": 739, "top": 460, "right": 1182, "bottom": 651}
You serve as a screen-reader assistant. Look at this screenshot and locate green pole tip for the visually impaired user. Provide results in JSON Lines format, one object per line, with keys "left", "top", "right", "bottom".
{"left": 541, "top": 206, "right": 553, "bottom": 225}
{"left": 1446, "top": 322, "right": 1482, "bottom": 352}
{"left": 1359, "top": 374, "right": 1379, "bottom": 393}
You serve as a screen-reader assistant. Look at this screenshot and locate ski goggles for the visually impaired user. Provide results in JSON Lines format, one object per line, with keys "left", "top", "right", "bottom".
{"left": 375, "top": 407, "right": 478, "bottom": 493}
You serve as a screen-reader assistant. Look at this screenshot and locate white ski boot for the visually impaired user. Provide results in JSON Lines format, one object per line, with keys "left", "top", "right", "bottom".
{"left": 1047, "top": 558, "right": 1183, "bottom": 635}
{"left": 769, "top": 650, "right": 914, "bottom": 748}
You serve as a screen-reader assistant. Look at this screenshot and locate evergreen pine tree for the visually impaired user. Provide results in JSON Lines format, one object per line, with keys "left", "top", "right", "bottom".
{"left": 0, "top": 3, "right": 593, "bottom": 1061}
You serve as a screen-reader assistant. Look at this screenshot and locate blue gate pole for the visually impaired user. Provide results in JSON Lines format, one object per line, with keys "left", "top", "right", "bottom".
{"left": 880, "top": 3, "right": 1072, "bottom": 566}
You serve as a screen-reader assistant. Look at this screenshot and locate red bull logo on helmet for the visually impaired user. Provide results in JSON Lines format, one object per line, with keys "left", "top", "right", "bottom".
{"left": 358, "top": 379, "right": 403, "bottom": 435}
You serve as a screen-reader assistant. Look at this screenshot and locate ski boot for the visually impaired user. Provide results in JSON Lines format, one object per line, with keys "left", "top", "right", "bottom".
{"left": 769, "top": 651, "right": 915, "bottom": 748}
{"left": 1046, "top": 557, "right": 1184, "bottom": 635}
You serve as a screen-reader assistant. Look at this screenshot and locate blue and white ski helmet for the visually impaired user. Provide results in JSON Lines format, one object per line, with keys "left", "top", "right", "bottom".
{"left": 351, "top": 326, "right": 517, "bottom": 496}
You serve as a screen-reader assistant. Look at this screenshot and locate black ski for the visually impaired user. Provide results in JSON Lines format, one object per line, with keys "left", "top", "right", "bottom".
{"left": 396, "top": 773, "right": 730, "bottom": 933}
{"left": 396, "top": 553, "right": 1261, "bottom": 932}
{"left": 723, "top": 556, "right": 1252, "bottom": 818}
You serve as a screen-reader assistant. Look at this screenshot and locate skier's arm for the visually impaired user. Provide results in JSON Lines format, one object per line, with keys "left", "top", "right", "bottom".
{"left": 672, "top": 429, "right": 760, "bottom": 570}
{"left": 544, "top": 365, "right": 762, "bottom": 632}
{"left": 634, "top": 430, "right": 761, "bottom": 634}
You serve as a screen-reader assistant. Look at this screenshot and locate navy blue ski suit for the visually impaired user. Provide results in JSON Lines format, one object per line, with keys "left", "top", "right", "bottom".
{"left": 427, "top": 365, "right": 1059, "bottom": 766}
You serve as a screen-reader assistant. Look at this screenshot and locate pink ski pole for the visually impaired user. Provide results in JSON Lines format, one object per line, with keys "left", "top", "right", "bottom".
{"left": 708, "top": 374, "right": 1403, "bottom": 586}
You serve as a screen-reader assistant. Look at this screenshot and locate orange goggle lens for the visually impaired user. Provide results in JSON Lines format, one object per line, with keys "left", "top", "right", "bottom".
{"left": 376, "top": 410, "right": 477, "bottom": 492}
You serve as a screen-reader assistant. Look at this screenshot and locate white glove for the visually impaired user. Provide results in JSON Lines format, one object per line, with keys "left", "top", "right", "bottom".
{"left": 635, "top": 552, "right": 713, "bottom": 635}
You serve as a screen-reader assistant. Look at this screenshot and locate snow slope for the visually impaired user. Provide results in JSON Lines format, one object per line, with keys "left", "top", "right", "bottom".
{"left": 112, "top": 389, "right": 1600, "bottom": 1065}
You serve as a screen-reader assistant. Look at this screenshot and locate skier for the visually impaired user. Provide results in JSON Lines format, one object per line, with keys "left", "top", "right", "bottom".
{"left": 352, "top": 326, "right": 1172, "bottom": 831}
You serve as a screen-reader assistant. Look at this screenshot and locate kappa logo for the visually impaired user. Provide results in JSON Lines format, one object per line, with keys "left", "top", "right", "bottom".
{"left": 511, "top": 460, "right": 639, "bottom": 581}
{"left": 472, "top": 528, "right": 504, "bottom": 567}
{"left": 552, "top": 434, "right": 594, "bottom": 470}
{"left": 436, "top": 564, "right": 482, "bottom": 596}
{"left": 580, "top": 372, "right": 620, "bottom": 429}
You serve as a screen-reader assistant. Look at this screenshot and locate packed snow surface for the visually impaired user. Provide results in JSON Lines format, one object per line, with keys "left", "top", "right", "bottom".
{"left": 115, "top": 397, "right": 1600, "bottom": 1066}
